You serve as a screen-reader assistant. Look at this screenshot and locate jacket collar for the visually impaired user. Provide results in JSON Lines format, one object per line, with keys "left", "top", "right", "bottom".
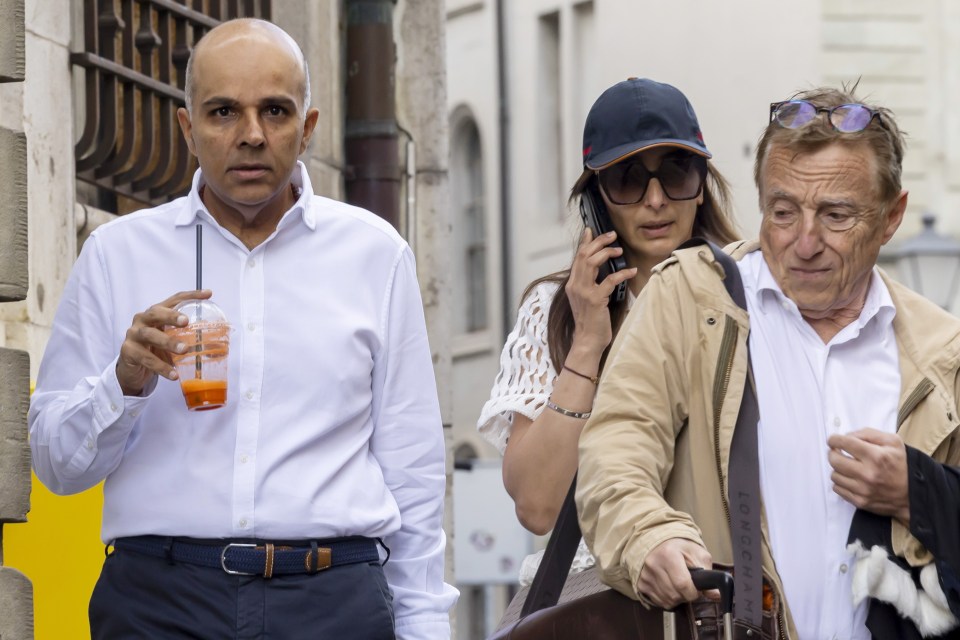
{"left": 882, "top": 271, "right": 960, "bottom": 450}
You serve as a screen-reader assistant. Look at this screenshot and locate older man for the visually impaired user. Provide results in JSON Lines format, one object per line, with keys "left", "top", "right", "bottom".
{"left": 577, "top": 86, "right": 960, "bottom": 639}
{"left": 29, "top": 18, "right": 456, "bottom": 639}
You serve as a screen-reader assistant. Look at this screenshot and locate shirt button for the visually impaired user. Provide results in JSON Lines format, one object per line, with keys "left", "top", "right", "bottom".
{"left": 240, "top": 455, "right": 249, "bottom": 464}
{"left": 110, "top": 403, "right": 118, "bottom": 412}
{"left": 781, "top": 301, "right": 790, "bottom": 310}
{"left": 247, "top": 258, "right": 256, "bottom": 268}
{"left": 247, "top": 322, "right": 256, "bottom": 331}
{"left": 840, "top": 563, "right": 848, "bottom": 574}
{"left": 85, "top": 439, "right": 94, "bottom": 450}
{"left": 245, "top": 391, "right": 254, "bottom": 401}
{"left": 239, "top": 518, "right": 248, "bottom": 528}
{"left": 833, "top": 417, "right": 841, "bottom": 427}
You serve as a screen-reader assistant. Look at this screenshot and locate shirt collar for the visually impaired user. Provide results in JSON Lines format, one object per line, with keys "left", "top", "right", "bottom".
{"left": 752, "top": 253, "right": 896, "bottom": 332}
{"left": 176, "top": 161, "right": 316, "bottom": 230}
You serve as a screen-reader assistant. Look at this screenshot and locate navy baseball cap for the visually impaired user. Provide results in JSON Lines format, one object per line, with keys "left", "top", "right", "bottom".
{"left": 582, "top": 78, "right": 711, "bottom": 170}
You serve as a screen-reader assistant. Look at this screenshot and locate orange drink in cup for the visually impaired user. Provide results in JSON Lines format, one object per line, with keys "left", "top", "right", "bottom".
{"left": 179, "top": 378, "right": 228, "bottom": 409}
{"left": 166, "top": 299, "right": 230, "bottom": 411}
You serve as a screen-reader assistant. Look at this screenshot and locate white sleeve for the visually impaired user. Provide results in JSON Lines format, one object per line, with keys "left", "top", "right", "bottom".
{"left": 477, "top": 281, "right": 560, "bottom": 454}
{"left": 369, "top": 246, "right": 458, "bottom": 640}
{"left": 29, "top": 233, "right": 152, "bottom": 495}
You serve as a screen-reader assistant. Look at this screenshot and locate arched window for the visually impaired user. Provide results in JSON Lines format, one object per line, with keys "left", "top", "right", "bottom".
{"left": 450, "top": 113, "right": 487, "bottom": 334}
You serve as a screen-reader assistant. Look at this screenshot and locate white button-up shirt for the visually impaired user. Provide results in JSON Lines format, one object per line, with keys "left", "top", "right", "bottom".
{"left": 29, "top": 163, "right": 458, "bottom": 638}
{"left": 739, "top": 250, "right": 899, "bottom": 640}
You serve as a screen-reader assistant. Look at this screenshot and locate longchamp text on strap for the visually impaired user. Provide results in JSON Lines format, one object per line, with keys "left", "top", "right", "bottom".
{"left": 489, "top": 239, "right": 773, "bottom": 639}
{"left": 690, "top": 239, "right": 765, "bottom": 628}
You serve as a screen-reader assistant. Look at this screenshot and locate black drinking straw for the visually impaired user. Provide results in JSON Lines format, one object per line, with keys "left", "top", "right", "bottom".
{"left": 195, "top": 224, "right": 203, "bottom": 379}
{"left": 196, "top": 223, "right": 202, "bottom": 290}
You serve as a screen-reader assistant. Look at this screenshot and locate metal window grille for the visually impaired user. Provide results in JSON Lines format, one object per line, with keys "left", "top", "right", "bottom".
{"left": 72, "top": 0, "right": 272, "bottom": 210}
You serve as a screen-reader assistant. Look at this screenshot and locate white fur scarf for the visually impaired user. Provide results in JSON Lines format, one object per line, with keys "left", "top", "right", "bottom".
{"left": 848, "top": 541, "right": 959, "bottom": 636}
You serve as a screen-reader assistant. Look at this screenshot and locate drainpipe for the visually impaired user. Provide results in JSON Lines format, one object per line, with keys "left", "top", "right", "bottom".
{"left": 344, "top": 0, "right": 401, "bottom": 230}
{"left": 495, "top": 0, "right": 513, "bottom": 339}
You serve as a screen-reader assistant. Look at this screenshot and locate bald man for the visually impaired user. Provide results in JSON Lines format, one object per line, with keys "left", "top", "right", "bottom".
{"left": 30, "top": 19, "right": 457, "bottom": 639}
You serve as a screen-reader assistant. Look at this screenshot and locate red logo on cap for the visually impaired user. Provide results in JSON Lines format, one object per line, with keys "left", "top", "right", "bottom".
{"left": 696, "top": 131, "right": 704, "bottom": 143}
{"left": 583, "top": 145, "right": 592, "bottom": 157}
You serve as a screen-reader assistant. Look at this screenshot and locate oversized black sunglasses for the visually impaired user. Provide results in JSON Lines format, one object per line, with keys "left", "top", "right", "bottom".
{"left": 596, "top": 153, "right": 708, "bottom": 205}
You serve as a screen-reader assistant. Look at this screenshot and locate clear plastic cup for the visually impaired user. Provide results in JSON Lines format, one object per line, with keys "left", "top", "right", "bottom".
{"left": 166, "top": 299, "right": 230, "bottom": 411}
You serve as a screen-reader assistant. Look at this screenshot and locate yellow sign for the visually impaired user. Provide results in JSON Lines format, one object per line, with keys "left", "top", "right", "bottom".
{"left": 5, "top": 475, "right": 104, "bottom": 640}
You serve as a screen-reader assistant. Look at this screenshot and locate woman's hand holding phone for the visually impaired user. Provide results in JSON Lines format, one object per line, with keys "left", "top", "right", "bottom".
{"left": 566, "top": 228, "right": 638, "bottom": 357}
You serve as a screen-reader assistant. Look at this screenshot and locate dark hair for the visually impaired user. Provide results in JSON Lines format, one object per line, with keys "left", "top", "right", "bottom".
{"left": 524, "top": 159, "right": 739, "bottom": 370}
{"left": 755, "top": 82, "right": 906, "bottom": 203}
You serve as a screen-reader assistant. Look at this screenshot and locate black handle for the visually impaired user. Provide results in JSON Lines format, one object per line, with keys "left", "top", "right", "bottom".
{"left": 689, "top": 568, "right": 734, "bottom": 615}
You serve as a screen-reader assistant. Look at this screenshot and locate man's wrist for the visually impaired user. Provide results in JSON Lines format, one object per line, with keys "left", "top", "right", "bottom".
{"left": 119, "top": 382, "right": 144, "bottom": 397}
{"left": 114, "top": 360, "right": 147, "bottom": 397}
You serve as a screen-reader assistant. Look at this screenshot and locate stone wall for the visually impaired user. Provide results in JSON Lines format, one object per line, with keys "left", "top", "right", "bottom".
{"left": 0, "top": 0, "right": 34, "bottom": 637}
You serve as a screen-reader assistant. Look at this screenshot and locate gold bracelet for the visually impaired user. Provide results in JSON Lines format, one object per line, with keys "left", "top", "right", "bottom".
{"left": 546, "top": 399, "right": 592, "bottom": 420}
{"left": 563, "top": 365, "right": 599, "bottom": 386}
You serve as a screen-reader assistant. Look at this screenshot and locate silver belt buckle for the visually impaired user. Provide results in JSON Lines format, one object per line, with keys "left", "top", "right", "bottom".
{"left": 220, "top": 543, "right": 258, "bottom": 575}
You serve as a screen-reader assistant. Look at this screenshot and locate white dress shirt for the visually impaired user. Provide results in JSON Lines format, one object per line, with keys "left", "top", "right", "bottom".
{"left": 739, "top": 250, "right": 899, "bottom": 640}
{"left": 29, "top": 163, "right": 458, "bottom": 639}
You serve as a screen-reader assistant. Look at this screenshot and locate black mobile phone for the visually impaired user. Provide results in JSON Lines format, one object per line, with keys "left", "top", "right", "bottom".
{"left": 579, "top": 186, "right": 627, "bottom": 303}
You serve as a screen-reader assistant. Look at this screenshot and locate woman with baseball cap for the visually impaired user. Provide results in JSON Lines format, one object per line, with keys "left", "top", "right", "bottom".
{"left": 478, "top": 78, "right": 739, "bottom": 586}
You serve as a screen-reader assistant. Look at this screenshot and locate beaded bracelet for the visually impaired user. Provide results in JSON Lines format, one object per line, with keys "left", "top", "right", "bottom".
{"left": 546, "top": 399, "right": 592, "bottom": 420}
{"left": 563, "top": 365, "right": 599, "bottom": 386}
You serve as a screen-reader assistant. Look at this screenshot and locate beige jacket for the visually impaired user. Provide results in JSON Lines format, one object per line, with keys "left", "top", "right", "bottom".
{"left": 577, "top": 240, "right": 960, "bottom": 639}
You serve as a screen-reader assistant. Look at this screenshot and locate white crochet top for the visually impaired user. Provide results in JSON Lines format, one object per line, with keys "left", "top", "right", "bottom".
{"left": 477, "top": 280, "right": 597, "bottom": 586}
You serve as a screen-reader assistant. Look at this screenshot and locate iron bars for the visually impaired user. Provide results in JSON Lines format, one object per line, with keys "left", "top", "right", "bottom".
{"left": 72, "top": 0, "right": 272, "bottom": 209}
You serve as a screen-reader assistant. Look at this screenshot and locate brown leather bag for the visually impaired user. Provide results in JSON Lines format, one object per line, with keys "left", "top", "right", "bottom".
{"left": 488, "top": 241, "right": 779, "bottom": 640}
{"left": 492, "top": 573, "right": 779, "bottom": 640}
{"left": 488, "top": 487, "right": 779, "bottom": 640}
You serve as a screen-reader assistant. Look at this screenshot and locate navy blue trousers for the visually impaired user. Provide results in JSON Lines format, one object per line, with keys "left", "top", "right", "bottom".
{"left": 89, "top": 546, "right": 396, "bottom": 639}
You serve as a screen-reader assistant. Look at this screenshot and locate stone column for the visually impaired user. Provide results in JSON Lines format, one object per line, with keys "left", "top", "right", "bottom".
{"left": 0, "top": 0, "right": 34, "bottom": 638}
{"left": 272, "top": 0, "right": 345, "bottom": 199}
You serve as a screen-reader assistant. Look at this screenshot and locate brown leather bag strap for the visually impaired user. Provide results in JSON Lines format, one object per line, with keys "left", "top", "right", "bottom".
{"left": 695, "top": 239, "right": 764, "bottom": 628}
{"left": 520, "top": 476, "right": 582, "bottom": 616}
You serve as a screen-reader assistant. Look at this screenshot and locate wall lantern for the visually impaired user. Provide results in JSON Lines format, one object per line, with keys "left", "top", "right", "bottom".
{"left": 883, "top": 213, "right": 960, "bottom": 311}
